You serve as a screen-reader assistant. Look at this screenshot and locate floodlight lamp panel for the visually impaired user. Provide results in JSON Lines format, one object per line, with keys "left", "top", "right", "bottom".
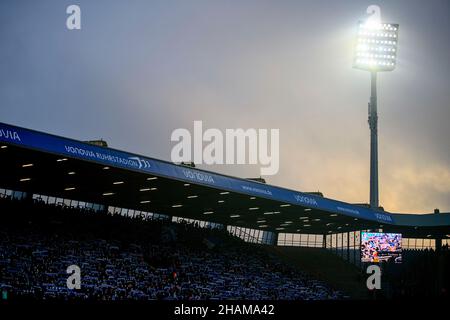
{"left": 354, "top": 21, "right": 399, "bottom": 72}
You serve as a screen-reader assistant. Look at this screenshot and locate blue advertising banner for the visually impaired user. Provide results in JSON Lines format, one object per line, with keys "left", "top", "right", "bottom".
{"left": 0, "top": 122, "right": 394, "bottom": 224}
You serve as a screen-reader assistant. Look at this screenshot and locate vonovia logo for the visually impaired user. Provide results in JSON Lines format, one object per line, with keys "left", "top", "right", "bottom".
{"left": 182, "top": 168, "right": 215, "bottom": 184}
{"left": 128, "top": 157, "right": 151, "bottom": 169}
{"left": 0, "top": 129, "right": 21, "bottom": 142}
{"left": 171, "top": 121, "right": 280, "bottom": 176}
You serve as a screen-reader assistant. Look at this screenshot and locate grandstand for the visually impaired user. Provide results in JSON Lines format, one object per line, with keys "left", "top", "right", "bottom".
{"left": 0, "top": 196, "right": 343, "bottom": 300}
{"left": 1, "top": 121, "right": 449, "bottom": 300}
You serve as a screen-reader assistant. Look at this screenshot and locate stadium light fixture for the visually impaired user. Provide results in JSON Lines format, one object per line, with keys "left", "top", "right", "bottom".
{"left": 220, "top": 191, "right": 230, "bottom": 195}
{"left": 0, "top": 145, "right": 7, "bottom": 149}
{"left": 19, "top": 178, "right": 31, "bottom": 182}
{"left": 187, "top": 195, "right": 198, "bottom": 199}
{"left": 354, "top": 22, "right": 399, "bottom": 72}
{"left": 68, "top": 171, "right": 76, "bottom": 175}
{"left": 249, "top": 207, "right": 259, "bottom": 210}
{"left": 64, "top": 187, "right": 76, "bottom": 191}
{"left": 280, "top": 204, "right": 291, "bottom": 207}
{"left": 56, "top": 158, "right": 68, "bottom": 162}
{"left": 113, "top": 181, "right": 124, "bottom": 185}
{"left": 22, "top": 163, "right": 34, "bottom": 168}
{"left": 147, "top": 177, "right": 157, "bottom": 180}
{"left": 140, "top": 200, "right": 151, "bottom": 204}
{"left": 203, "top": 211, "right": 213, "bottom": 215}
{"left": 353, "top": 6, "right": 399, "bottom": 209}
{"left": 102, "top": 192, "right": 114, "bottom": 196}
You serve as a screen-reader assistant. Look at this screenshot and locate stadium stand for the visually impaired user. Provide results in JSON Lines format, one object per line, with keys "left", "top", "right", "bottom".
{"left": 0, "top": 195, "right": 343, "bottom": 301}
{"left": 383, "top": 247, "right": 449, "bottom": 298}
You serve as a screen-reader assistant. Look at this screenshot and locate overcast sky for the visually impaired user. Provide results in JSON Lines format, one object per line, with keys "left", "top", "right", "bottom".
{"left": 0, "top": 0, "right": 449, "bottom": 214}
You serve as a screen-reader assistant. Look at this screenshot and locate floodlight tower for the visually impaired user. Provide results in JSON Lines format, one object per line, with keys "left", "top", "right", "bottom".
{"left": 353, "top": 8, "right": 399, "bottom": 209}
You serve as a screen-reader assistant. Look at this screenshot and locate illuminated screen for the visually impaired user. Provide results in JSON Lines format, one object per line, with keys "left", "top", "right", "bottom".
{"left": 361, "top": 232, "right": 402, "bottom": 263}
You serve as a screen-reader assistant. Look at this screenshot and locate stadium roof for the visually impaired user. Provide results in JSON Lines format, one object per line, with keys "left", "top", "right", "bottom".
{"left": 1, "top": 122, "right": 449, "bottom": 238}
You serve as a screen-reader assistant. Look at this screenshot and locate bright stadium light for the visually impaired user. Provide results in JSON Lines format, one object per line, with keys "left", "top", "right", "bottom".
{"left": 353, "top": 5, "right": 399, "bottom": 209}
{"left": 354, "top": 21, "right": 399, "bottom": 71}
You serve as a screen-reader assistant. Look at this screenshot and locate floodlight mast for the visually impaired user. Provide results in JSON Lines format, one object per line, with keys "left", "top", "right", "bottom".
{"left": 353, "top": 11, "right": 399, "bottom": 210}
{"left": 369, "top": 71, "right": 378, "bottom": 209}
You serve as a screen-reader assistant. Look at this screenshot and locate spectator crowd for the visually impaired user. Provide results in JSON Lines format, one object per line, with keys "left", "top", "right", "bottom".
{"left": 0, "top": 196, "right": 342, "bottom": 301}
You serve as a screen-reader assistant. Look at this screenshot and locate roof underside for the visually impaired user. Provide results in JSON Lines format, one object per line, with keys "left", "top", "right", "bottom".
{"left": 0, "top": 144, "right": 373, "bottom": 234}
{"left": 0, "top": 123, "right": 449, "bottom": 238}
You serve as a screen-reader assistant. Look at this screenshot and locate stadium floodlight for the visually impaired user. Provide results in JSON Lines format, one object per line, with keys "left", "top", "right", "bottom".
{"left": 353, "top": 6, "right": 399, "bottom": 209}
{"left": 354, "top": 21, "right": 399, "bottom": 72}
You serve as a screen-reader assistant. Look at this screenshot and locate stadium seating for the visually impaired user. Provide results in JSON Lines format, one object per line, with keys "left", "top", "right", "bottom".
{"left": 383, "top": 247, "right": 449, "bottom": 298}
{"left": 0, "top": 196, "right": 343, "bottom": 300}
